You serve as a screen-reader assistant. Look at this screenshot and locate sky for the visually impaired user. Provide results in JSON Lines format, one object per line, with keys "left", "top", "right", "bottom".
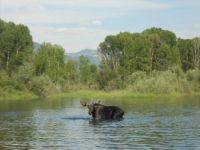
{"left": 0, "top": 0, "right": 200, "bottom": 52}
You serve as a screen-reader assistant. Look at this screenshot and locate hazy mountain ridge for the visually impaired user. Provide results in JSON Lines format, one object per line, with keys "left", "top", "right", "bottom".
{"left": 34, "top": 42, "right": 41, "bottom": 50}
{"left": 67, "top": 49, "right": 101, "bottom": 65}
{"left": 34, "top": 42, "right": 100, "bottom": 65}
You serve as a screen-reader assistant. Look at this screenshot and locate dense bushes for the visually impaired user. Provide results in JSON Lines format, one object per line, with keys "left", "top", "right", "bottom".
{"left": 128, "top": 71, "right": 175, "bottom": 93}
{"left": 126, "top": 68, "right": 198, "bottom": 94}
{"left": 0, "top": 19, "right": 200, "bottom": 98}
{"left": 186, "top": 69, "right": 200, "bottom": 91}
{"left": 28, "top": 75, "right": 59, "bottom": 97}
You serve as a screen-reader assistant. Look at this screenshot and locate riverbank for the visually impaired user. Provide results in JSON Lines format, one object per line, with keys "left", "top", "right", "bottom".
{"left": 0, "top": 92, "right": 38, "bottom": 101}
{"left": 47, "top": 90, "right": 200, "bottom": 100}
{"left": 1, "top": 90, "right": 200, "bottom": 101}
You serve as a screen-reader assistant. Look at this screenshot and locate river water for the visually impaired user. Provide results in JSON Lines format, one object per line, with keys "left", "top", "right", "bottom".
{"left": 0, "top": 96, "right": 200, "bottom": 149}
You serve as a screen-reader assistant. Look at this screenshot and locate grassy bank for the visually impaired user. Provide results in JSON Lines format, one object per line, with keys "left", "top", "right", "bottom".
{"left": 0, "top": 92, "right": 38, "bottom": 101}
{"left": 1, "top": 90, "right": 200, "bottom": 101}
{"left": 48, "top": 90, "right": 198, "bottom": 100}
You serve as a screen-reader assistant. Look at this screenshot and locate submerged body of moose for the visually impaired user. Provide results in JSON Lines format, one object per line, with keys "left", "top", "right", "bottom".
{"left": 81, "top": 101, "right": 124, "bottom": 120}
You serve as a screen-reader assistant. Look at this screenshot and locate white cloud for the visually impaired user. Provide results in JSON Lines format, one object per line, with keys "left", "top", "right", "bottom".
{"left": 1, "top": 0, "right": 172, "bottom": 26}
{"left": 92, "top": 20, "right": 102, "bottom": 26}
{"left": 175, "top": 29, "right": 200, "bottom": 39}
{"left": 30, "top": 26, "right": 117, "bottom": 52}
{"left": 79, "top": 20, "right": 102, "bottom": 27}
{"left": 0, "top": 0, "right": 173, "bottom": 52}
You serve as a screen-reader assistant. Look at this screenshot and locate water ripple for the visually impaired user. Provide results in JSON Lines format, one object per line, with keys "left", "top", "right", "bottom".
{"left": 0, "top": 98, "right": 200, "bottom": 149}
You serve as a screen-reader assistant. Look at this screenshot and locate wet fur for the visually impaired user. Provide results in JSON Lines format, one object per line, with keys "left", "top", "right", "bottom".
{"left": 88, "top": 103, "right": 124, "bottom": 120}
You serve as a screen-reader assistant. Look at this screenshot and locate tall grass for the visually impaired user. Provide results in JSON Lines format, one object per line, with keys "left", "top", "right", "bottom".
{"left": 48, "top": 89, "right": 184, "bottom": 100}
{"left": 0, "top": 90, "right": 38, "bottom": 100}
{"left": 126, "top": 69, "right": 199, "bottom": 94}
{"left": 0, "top": 67, "right": 200, "bottom": 100}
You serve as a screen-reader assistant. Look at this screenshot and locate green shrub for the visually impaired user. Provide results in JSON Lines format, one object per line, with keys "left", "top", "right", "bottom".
{"left": 186, "top": 69, "right": 200, "bottom": 91}
{"left": 28, "top": 75, "right": 59, "bottom": 97}
{"left": 169, "top": 65, "right": 184, "bottom": 78}
{"left": 105, "top": 78, "right": 125, "bottom": 91}
{"left": 127, "top": 70, "right": 191, "bottom": 94}
{"left": 127, "top": 71, "right": 147, "bottom": 84}
{"left": 0, "top": 70, "right": 9, "bottom": 80}
{"left": 14, "top": 63, "right": 35, "bottom": 85}
{"left": 0, "top": 70, "right": 25, "bottom": 91}
{"left": 186, "top": 69, "right": 200, "bottom": 81}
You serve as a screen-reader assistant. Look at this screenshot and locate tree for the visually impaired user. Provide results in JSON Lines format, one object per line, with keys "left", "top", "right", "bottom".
{"left": 64, "top": 60, "right": 78, "bottom": 83}
{"left": 142, "top": 27, "right": 180, "bottom": 71}
{"left": 98, "top": 32, "right": 151, "bottom": 79}
{"left": 79, "top": 55, "right": 91, "bottom": 84}
{"left": 0, "top": 19, "right": 33, "bottom": 73}
{"left": 97, "top": 61, "right": 116, "bottom": 89}
{"left": 177, "top": 39, "right": 192, "bottom": 71}
{"left": 98, "top": 35, "right": 121, "bottom": 74}
{"left": 178, "top": 38, "right": 200, "bottom": 71}
{"left": 191, "top": 38, "right": 200, "bottom": 69}
{"left": 34, "top": 42, "right": 65, "bottom": 81}
{"left": 153, "top": 43, "right": 171, "bottom": 70}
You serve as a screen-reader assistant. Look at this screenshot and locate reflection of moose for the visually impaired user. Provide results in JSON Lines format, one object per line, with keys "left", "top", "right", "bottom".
{"left": 81, "top": 101, "right": 124, "bottom": 120}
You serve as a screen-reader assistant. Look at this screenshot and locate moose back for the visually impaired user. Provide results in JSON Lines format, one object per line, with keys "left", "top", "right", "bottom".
{"left": 81, "top": 101, "right": 124, "bottom": 120}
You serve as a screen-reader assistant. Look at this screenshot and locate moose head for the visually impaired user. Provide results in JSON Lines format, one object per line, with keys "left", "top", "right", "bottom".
{"left": 81, "top": 101, "right": 101, "bottom": 117}
{"left": 81, "top": 101, "right": 124, "bottom": 120}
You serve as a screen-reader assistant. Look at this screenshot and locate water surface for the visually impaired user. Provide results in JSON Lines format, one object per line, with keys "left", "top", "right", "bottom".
{"left": 0, "top": 96, "right": 200, "bottom": 149}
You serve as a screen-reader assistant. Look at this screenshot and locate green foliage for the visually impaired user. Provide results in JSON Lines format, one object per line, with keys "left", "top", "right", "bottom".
{"left": 0, "top": 19, "right": 33, "bottom": 73}
{"left": 186, "top": 69, "right": 200, "bottom": 81}
{"left": 142, "top": 27, "right": 180, "bottom": 71}
{"left": 186, "top": 69, "right": 200, "bottom": 91}
{"left": 127, "top": 70, "right": 189, "bottom": 94}
{"left": 79, "top": 55, "right": 91, "bottom": 84}
{"left": 178, "top": 38, "right": 200, "bottom": 71}
{"left": 127, "top": 71, "right": 147, "bottom": 84}
{"left": 106, "top": 77, "right": 125, "bottom": 91}
{"left": 15, "top": 62, "right": 35, "bottom": 85}
{"left": 97, "top": 61, "right": 118, "bottom": 89}
{"left": 153, "top": 43, "right": 171, "bottom": 70}
{"left": 98, "top": 27, "right": 181, "bottom": 89}
{"left": 88, "top": 64, "right": 98, "bottom": 88}
{"left": 79, "top": 56, "right": 98, "bottom": 87}
{"left": 191, "top": 38, "right": 200, "bottom": 69}
{"left": 178, "top": 39, "right": 194, "bottom": 71}
{"left": 63, "top": 60, "right": 78, "bottom": 83}
{"left": 0, "top": 18, "right": 200, "bottom": 98}
{"left": 34, "top": 42, "right": 65, "bottom": 81}
{"left": 28, "top": 75, "right": 59, "bottom": 97}
{"left": 169, "top": 65, "right": 184, "bottom": 78}
{"left": 0, "top": 70, "right": 25, "bottom": 92}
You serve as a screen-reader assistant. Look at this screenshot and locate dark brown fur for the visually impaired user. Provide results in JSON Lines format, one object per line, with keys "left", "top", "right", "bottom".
{"left": 81, "top": 101, "right": 124, "bottom": 120}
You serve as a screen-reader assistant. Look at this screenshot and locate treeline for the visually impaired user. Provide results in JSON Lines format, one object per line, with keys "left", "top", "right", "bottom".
{"left": 0, "top": 19, "right": 200, "bottom": 97}
{"left": 97, "top": 28, "right": 200, "bottom": 91}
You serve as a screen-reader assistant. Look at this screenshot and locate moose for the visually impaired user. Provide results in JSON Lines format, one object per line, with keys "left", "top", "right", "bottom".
{"left": 81, "top": 101, "right": 124, "bottom": 120}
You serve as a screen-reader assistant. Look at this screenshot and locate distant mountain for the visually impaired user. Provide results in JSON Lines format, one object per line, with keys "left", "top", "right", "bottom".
{"left": 66, "top": 49, "right": 101, "bottom": 65}
{"left": 34, "top": 42, "right": 41, "bottom": 50}
{"left": 33, "top": 42, "right": 101, "bottom": 65}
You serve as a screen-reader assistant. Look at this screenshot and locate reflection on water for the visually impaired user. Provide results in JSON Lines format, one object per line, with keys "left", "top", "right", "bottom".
{"left": 0, "top": 96, "right": 200, "bottom": 149}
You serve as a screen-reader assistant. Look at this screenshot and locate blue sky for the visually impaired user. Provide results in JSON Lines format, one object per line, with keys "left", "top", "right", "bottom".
{"left": 0, "top": 0, "right": 200, "bottom": 52}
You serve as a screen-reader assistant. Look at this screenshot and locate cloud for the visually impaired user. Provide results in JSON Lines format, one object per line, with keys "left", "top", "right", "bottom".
{"left": 0, "top": 0, "right": 174, "bottom": 52}
{"left": 82, "top": 20, "right": 102, "bottom": 26}
{"left": 1, "top": 0, "right": 172, "bottom": 26}
{"left": 30, "top": 26, "right": 117, "bottom": 52}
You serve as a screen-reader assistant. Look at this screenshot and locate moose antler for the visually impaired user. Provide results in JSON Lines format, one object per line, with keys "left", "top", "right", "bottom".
{"left": 94, "top": 100, "right": 101, "bottom": 105}
{"left": 80, "top": 101, "right": 88, "bottom": 107}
